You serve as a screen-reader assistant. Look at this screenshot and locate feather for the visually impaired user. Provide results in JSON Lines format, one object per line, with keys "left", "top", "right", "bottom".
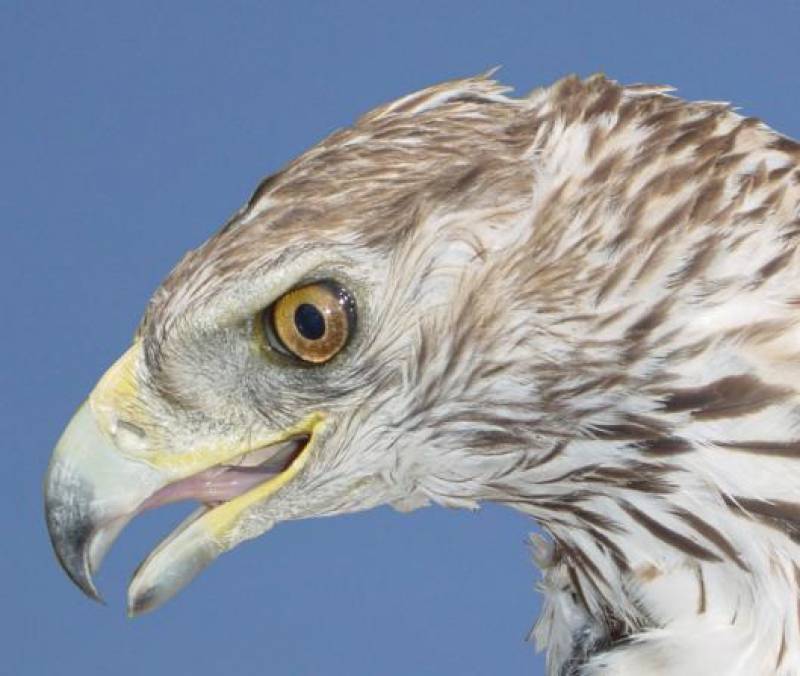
{"left": 53, "top": 72, "right": 800, "bottom": 674}
{"left": 146, "top": 74, "right": 800, "bottom": 674}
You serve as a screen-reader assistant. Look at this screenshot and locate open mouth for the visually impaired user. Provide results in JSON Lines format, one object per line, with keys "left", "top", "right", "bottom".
{"left": 45, "top": 399, "right": 319, "bottom": 616}
{"left": 113, "top": 432, "right": 315, "bottom": 616}
{"left": 138, "top": 434, "right": 310, "bottom": 513}
{"left": 44, "top": 344, "right": 328, "bottom": 616}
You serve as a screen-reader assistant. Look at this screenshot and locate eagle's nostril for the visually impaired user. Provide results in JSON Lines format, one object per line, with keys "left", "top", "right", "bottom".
{"left": 113, "top": 419, "right": 149, "bottom": 454}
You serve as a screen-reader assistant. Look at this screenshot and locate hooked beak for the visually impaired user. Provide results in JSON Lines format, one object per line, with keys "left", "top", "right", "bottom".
{"left": 44, "top": 401, "right": 163, "bottom": 601}
{"left": 44, "top": 344, "right": 323, "bottom": 615}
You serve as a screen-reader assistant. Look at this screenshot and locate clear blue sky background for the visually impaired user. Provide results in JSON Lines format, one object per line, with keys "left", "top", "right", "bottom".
{"left": 3, "top": 2, "right": 799, "bottom": 675}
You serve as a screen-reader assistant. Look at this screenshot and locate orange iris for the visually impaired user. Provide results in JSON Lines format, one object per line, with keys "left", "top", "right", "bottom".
{"left": 265, "top": 282, "right": 353, "bottom": 364}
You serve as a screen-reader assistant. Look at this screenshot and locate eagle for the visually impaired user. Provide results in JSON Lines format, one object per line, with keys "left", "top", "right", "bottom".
{"left": 45, "top": 72, "right": 800, "bottom": 675}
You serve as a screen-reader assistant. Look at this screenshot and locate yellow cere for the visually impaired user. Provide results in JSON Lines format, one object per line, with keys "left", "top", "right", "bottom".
{"left": 87, "top": 341, "right": 326, "bottom": 488}
{"left": 90, "top": 343, "right": 142, "bottom": 424}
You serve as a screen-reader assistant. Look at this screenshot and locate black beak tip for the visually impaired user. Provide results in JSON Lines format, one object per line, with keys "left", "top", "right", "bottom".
{"left": 57, "top": 550, "right": 104, "bottom": 604}
{"left": 127, "top": 585, "right": 158, "bottom": 618}
{"left": 44, "top": 495, "right": 105, "bottom": 604}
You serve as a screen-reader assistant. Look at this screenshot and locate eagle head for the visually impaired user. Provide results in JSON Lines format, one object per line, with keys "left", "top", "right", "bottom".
{"left": 45, "top": 71, "right": 800, "bottom": 675}
{"left": 45, "top": 73, "right": 547, "bottom": 614}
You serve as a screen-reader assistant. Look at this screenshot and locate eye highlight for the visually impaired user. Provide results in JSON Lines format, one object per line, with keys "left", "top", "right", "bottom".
{"left": 261, "top": 281, "right": 356, "bottom": 364}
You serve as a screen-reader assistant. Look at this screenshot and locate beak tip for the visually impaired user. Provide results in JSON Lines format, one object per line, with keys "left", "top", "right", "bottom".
{"left": 55, "top": 561, "right": 105, "bottom": 605}
{"left": 47, "top": 531, "right": 105, "bottom": 604}
{"left": 126, "top": 584, "right": 160, "bottom": 618}
{"left": 44, "top": 400, "right": 151, "bottom": 608}
{"left": 44, "top": 493, "right": 104, "bottom": 604}
{"left": 76, "top": 572, "right": 105, "bottom": 605}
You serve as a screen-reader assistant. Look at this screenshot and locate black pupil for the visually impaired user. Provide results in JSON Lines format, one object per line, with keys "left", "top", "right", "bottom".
{"left": 294, "top": 303, "right": 326, "bottom": 340}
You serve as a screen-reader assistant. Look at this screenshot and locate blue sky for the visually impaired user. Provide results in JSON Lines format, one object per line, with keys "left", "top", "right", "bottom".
{"left": 3, "top": 2, "right": 799, "bottom": 675}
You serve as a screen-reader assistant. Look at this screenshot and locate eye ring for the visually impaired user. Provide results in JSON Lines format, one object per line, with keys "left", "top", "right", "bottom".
{"left": 260, "top": 281, "right": 356, "bottom": 364}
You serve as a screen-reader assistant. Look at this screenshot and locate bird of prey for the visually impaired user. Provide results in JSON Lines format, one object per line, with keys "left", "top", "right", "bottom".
{"left": 45, "top": 72, "right": 800, "bottom": 675}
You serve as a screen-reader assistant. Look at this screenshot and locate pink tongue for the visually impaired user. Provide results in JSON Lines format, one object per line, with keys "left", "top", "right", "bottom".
{"left": 140, "top": 466, "right": 278, "bottom": 512}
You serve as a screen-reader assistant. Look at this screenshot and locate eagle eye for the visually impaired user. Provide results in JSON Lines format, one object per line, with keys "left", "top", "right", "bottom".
{"left": 260, "top": 281, "right": 356, "bottom": 364}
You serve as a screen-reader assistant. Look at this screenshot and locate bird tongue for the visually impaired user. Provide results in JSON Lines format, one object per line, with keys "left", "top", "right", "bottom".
{"left": 139, "top": 437, "right": 304, "bottom": 511}
{"left": 139, "top": 467, "right": 279, "bottom": 509}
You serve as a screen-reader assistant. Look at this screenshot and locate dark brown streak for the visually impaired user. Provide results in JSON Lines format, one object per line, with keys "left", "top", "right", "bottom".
{"left": 696, "top": 565, "right": 707, "bottom": 614}
{"left": 245, "top": 173, "right": 280, "bottom": 214}
{"left": 716, "top": 440, "right": 800, "bottom": 459}
{"left": 625, "top": 300, "right": 671, "bottom": 343}
{"left": 636, "top": 437, "right": 693, "bottom": 455}
{"left": 659, "top": 374, "right": 791, "bottom": 420}
{"left": 794, "top": 565, "right": 800, "bottom": 631}
{"left": 567, "top": 564, "right": 591, "bottom": 612}
{"left": 771, "top": 136, "right": 800, "bottom": 158}
{"left": 583, "top": 86, "right": 622, "bottom": 121}
{"left": 777, "top": 631, "right": 787, "bottom": 669}
{"left": 532, "top": 499, "right": 627, "bottom": 534}
{"left": 666, "top": 114, "right": 719, "bottom": 154}
{"left": 671, "top": 507, "right": 749, "bottom": 571}
{"left": 535, "top": 464, "right": 601, "bottom": 486}
{"left": 688, "top": 179, "right": 725, "bottom": 224}
{"left": 666, "top": 236, "right": 717, "bottom": 288}
{"left": 586, "top": 527, "right": 631, "bottom": 574}
{"left": 530, "top": 440, "right": 568, "bottom": 469}
{"left": 581, "top": 463, "right": 678, "bottom": 495}
{"left": 570, "top": 542, "right": 611, "bottom": 591}
{"left": 758, "top": 248, "right": 794, "bottom": 280}
{"left": 591, "top": 419, "right": 666, "bottom": 442}
{"left": 620, "top": 500, "right": 724, "bottom": 562}
{"left": 725, "top": 496, "right": 800, "bottom": 544}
